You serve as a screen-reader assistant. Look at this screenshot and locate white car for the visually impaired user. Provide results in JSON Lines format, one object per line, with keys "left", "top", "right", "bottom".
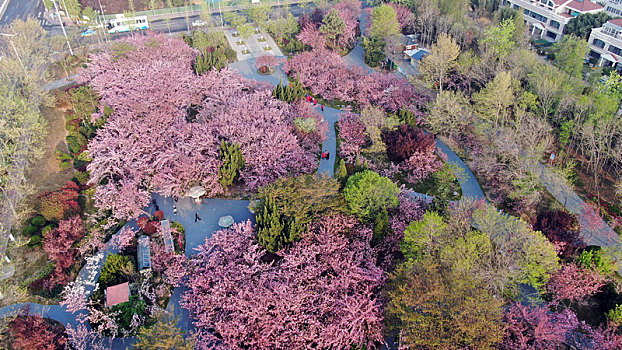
{"left": 192, "top": 20, "right": 209, "bottom": 27}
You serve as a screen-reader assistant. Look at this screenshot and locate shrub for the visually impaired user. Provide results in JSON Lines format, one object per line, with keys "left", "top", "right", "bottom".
{"left": 578, "top": 248, "right": 616, "bottom": 275}
{"left": 31, "top": 216, "right": 46, "bottom": 227}
{"left": 23, "top": 225, "right": 38, "bottom": 236}
{"left": 73, "top": 171, "right": 90, "bottom": 186}
{"left": 99, "top": 253, "right": 135, "bottom": 287}
{"left": 273, "top": 80, "right": 305, "bottom": 103}
{"left": 28, "top": 235, "right": 43, "bottom": 247}
{"left": 153, "top": 210, "right": 164, "bottom": 221}
{"left": 66, "top": 133, "right": 87, "bottom": 155}
{"left": 343, "top": 170, "right": 399, "bottom": 220}
{"left": 41, "top": 225, "right": 53, "bottom": 237}
{"left": 110, "top": 295, "right": 146, "bottom": 333}
{"left": 607, "top": 304, "right": 622, "bottom": 325}
{"left": 36, "top": 181, "right": 80, "bottom": 222}
{"left": 59, "top": 161, "right": 72, "bottom": 171}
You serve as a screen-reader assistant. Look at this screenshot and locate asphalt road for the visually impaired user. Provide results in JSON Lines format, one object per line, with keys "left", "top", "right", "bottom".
{"left": 0, "top": 0, "right": 48, "bottom": 27}
{"left": 44, "top": 4, "right": 305, "bottom": 43}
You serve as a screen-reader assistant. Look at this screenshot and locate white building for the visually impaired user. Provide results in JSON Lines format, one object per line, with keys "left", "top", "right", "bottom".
{"left": 503, "top": 0, "right": 604, "bottom": 42}
{"left": 601, "top": 0, "right": 622, "bottom": 17}
{"left": 588, "top": 18, "right": 622, "bottom": 68}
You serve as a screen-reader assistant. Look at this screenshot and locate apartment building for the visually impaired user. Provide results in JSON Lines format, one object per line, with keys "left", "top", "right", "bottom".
{"left": 600, "top": 0, "right": 622, "bottom": 17}
{"left": 588, "top": 18, "right": 622, "bottom": 68}
{"left": 504, "top": 0, "right": 604, "bottom": 42}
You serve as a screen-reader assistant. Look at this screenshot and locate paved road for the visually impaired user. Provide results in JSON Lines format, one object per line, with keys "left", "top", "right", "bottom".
{"left": 0, "top": 0, "right": 47, "bottom": 27}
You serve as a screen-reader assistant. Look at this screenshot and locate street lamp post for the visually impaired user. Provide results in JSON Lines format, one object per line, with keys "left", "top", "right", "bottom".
{"left": 51, "top": 0, "right": 74, "bottom": 56}
{"left": 0, "top": 33, "right": 26, "bottom": 74}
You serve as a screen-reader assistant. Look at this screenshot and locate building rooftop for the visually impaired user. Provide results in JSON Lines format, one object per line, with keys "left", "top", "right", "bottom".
{"left": 404, "top": 48, "right": 430, "bottom": 61}
{"left": 566, "top": 0, "right": 604, "bottom": 12}
{"left": 609, "top": 18, "right": 622, "bottom": 27}
{"left": 106, "top": 282, "right": 130, "bottom": 307}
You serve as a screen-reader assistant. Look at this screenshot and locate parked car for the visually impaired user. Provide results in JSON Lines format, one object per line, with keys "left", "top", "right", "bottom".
{"left": 192, "top": 20, "right": 208, "bottom": 27}
{"left": 80, "top": 28, "right": 96, "bottom": 37}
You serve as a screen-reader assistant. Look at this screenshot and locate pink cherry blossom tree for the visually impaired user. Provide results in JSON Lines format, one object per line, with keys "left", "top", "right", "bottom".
{"left": 182, "top": 217, "right": 385, "bottom": 350}
{"left": 255, "top": 55, "right": 282, "bottom": 69}
{"left": 337, "top": 112, "right": 366, "bottom": 162}
{"left": 81, "top": 33, "right": 326, "bottom": 222}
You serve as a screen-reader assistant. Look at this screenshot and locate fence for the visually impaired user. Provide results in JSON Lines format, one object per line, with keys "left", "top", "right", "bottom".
{"left": 99, "top": 0, "right": 312, "bottom": 21}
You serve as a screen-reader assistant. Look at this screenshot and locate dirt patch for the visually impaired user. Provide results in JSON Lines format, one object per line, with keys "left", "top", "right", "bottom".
{"left": 26, "top": 103, "right": 75, "bottom": 197}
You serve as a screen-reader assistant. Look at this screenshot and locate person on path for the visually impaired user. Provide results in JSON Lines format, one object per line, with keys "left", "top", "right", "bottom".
{"left": 174, "top": 195, "right": 178, "bottom": 202}
{"left": 173, "top": 205, "right": 178, "bottom": 215}
{"left": 314, "top": 99, "right": 317, "bottom": 105}
{"left": 305, "top": 93, "right": 308, "bottom": 98}
{"left": 326, "top": 152, "right": 330, "bottom": 160}
{"left": 195, "top": 212, "right": 202, "bottom": 222}
{"left": 321, "top": 151, "right": 325, "bottom": 159}
{"left": 321, "top": 104, "right": 324, "bottom": 111}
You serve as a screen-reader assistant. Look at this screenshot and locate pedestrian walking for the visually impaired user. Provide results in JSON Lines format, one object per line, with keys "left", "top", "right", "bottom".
{"left": 321, "top": 151, "right": 325, "bottom": 159}
{"left": 173, "top": 205, "right": 178, "bottom": 215}
{"left": 305, "top": 93, "right": 308, "bottom": 98}
{"left": 326, "top": 152, "right": 330, "bottom": 160}
{"left": 154, "top": 204, "right": 160, "bottom": 212}
{"left": 321, "top": 104, "right": 324, "bottom": 111}
{"left": 195, "top": 212, "right": 202, "bottom": 222}
{"left": 174, "top": 195, "right": 178, "bottom": 202}
{"left": 314, "top": 99, "right": 317, "bottom": 105}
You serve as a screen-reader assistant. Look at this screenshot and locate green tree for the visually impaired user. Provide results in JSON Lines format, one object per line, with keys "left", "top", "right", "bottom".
{"left": 237, "top": 23, "right": 254, "bottom": 40}
{"left": 564, "top": 12, "right": 611, "bottom": 40}
{"left": 481, "top": 18, "right": 515, "bottom": 59}
{"left": 552, "top": 35, "right": 588, "bottom": 78}
{"left": 256, "top": 174, "right": 346, "bottom": 252}
{"left": 427, "top": 90, "right": 472, "bottom": 140}
{"left": 369, "top": 4, "right": 400, "bottom": 40}
{"left": 473, "top": 71, "right": 514, "bottom": 127}
{"left": 218, "top": 141, "right": 245, "bottom": 189}
{"left": 133, "top": 309, "right": 195, "bottom": 350}
{"left": 362, "top": 36, "right": 386, "bottom": 67}
{"left": 320, "top": 9, "right": 345, "bottom": 50}
{"left": 99, "top": 253, "right": 134, "bottom": 286}
{"left": 372, "top": 206, "right": 389, "bottom": 245}
{"left": 386, "top": 261, "right": 505, "bottom": 349}
{"left": 336, "top": 158, "right": 348, "bottom": 182}
{"left": 419, "top": 33, "right": 460, "bottom": 92}
{"left": 248, "top": 4, "right": 270, "bottom": 28}
{"left": 497, "top": 7, "right": 525, "bottom": 44}
{"left": 64, "top": 0, "right": 82, "bottom": 18}
{"left": 401, "top": 211, "right": 447, "bottom": 261}
{"left": 224, "top": 11, "right": 246, "bottom": 27}
{"left": 343, "top": 170, "right": 399, "bottom": 219}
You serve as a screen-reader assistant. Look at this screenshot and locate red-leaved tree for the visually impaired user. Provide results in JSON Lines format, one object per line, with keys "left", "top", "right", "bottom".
{"left": 502, "top": 302, "right": 579, "bottom": 350}
{"left": 7, "top": 308, "right": 68, "bottom": 350}
{"left": 546, "top": 262, "right": 607, "bottom": 303}
{"left": 533, "top": 210, "right": 584, "bottom": 257}
{"left": 182, "top": 217, "right": 385, "bottom": 349}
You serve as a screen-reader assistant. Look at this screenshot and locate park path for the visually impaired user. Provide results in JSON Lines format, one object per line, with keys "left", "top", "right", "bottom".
{"left": 533, "top": 161, "right": 620, "bottom": 249}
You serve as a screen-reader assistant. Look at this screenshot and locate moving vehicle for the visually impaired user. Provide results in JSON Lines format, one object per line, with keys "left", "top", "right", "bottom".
{"left": 107, "top": 15, "right": 149, "bottom": 34}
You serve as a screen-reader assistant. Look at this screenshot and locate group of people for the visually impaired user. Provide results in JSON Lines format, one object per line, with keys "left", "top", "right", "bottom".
{"left": 321, "top": 151, "right": 330, "bottom": 160}
{"left": 305, "top": 93, "right": 324, "bottom": 111}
